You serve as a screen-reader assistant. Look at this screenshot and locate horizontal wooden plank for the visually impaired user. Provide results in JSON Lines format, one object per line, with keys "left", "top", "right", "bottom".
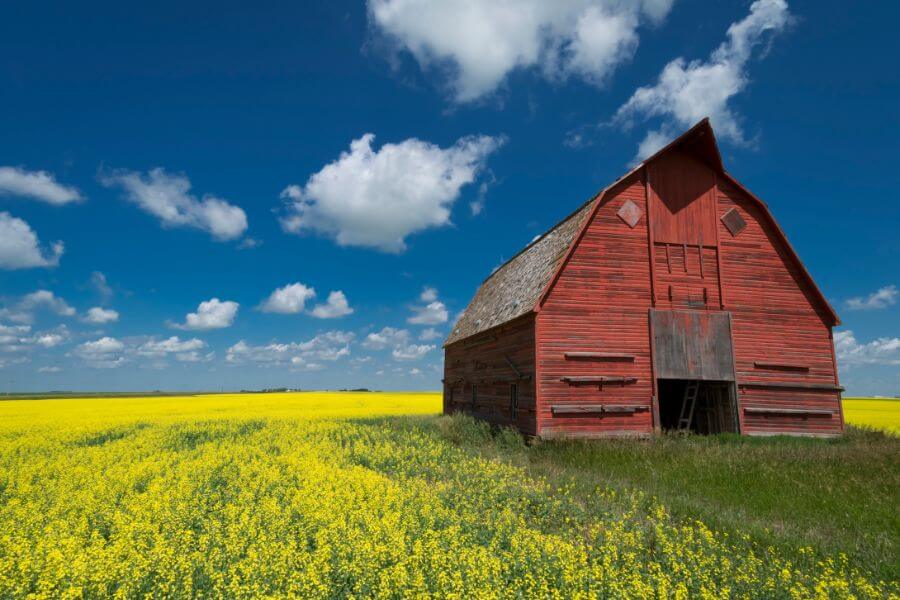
{"left": 744, "top": 407, "right": 835, "bottom": 416}
{"left": 560, "top": 376, "right": 638, "bottom": 385}
{"left": 564, "top": 352, "right": 635, "bottom": 360}
{"left": 738, "top": 381, "right": 843, "bottom": 391}
{"left": 753, "top": 361, "right": 810, "bottom": 371}
{"left": 550, "top": 404, "right": 649, "bottom": 415}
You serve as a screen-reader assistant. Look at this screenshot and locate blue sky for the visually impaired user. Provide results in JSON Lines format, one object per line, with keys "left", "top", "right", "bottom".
{"left": 1, "top": 0, "right": 898, "bottom": 394}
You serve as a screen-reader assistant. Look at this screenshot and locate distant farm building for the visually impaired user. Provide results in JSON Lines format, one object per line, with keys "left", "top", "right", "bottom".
{"left": 443, "top": 120, "right": 843, "bottom": 438}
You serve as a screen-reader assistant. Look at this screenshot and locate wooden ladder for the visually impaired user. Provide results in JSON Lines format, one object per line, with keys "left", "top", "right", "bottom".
{"left": 677, "top": 381, "right": 700, "bottom": 432}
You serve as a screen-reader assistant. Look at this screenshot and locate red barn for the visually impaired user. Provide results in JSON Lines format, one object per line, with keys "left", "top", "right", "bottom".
{"left": 443, "top": 119, "right": 843, "bottom": 438}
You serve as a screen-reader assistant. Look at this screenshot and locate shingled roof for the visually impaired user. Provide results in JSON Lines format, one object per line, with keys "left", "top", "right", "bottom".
{"left": 444, "top": 198, "right": 594, "bottom": 346}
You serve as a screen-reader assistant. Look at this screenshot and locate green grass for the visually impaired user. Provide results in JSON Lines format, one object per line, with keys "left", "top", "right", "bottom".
{"left": 429, "top": 417, "right": 900, "bottom": 584}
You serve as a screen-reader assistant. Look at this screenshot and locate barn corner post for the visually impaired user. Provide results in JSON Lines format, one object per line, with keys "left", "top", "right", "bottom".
{"left": 644, "top": 165, "right": 661, "bottom": 434}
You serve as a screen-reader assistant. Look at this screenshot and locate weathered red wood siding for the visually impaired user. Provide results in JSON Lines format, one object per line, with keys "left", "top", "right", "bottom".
{"left": 535, "top": 175, "right": 655, "bottom": 438}
{"left": 716, "top": 178, "right": 843, "bottom": 436}
{"left": 443, "top": 314, "right": 538, "bottom": 435}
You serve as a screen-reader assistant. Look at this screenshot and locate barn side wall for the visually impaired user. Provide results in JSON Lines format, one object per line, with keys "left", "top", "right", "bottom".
{"left": 717, "top": 178, "right": 843, "bottom": 436}
{"left": 443, "top": 314, "right": 538, "bottom": 435}
{"left": 535, "top": 175, "right": 655, "bottom": 438}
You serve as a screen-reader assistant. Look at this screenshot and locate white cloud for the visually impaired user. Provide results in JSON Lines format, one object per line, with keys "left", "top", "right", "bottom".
{"left": 297, "top": 331, "right": 355, "bottom": 360}
{"left": 226, "top": 331, "right": 354, "bottom": 366}
{"left": 84, "top": 307, "right": 120, "bottom": 324}
{"left": 0, "top": 166, "right": 82, "bottom": 205}
{"left": 100, "top": 168, "right": 248, "bottom": 241}
{"left": 311, "top": 291, "right": 354, "bottom": 319}
{"left": 614, "top": 0, "right": 791, "bottom": 161}
{"left": 419, "top": 287, "right": 438, "bottom": 302}
{"left": 408, "top": 301, "right": 449, "bottom": 325}
{"left": 0, "top": 324, "right": 69, "bottom": 353}
{"left": 38, "top": 366, "right": 61, "bottom": 373}
{"left": 260, "top": 283, "right": 317, "bottom": 314}
{"left": 280, "top": 134, "right": 503, "bottom": 252}
{"left": 171, "top": 298, "right": 239, "bottom": 331}
{"left": 74, "top": 336, "right": 127, "bottom": 368}
{"left": 0, "top": 290, "right": 76, "bottom": 324}
{"left": 0, "top": 212, "right": 64, "bottom": 270}
{"left": 362, "top": 326, "right": 410, "bottom": 350}
{"left": 136, "top": 336, "right": 206, "bottom": 358}
{"left": 392, "top": 343, "right": 435, "bottom": 361}
{"left": 368, "top": 0, "right": 674, "bottom": 103}
{"left": 89, "top": 271, "right": 114, "bottom": 302}
{"left": 846, "top": 285, "right": 898, "bottom": 311}
{"left": 419, "top": 327, "right": 442, "bottom": 341}
{"left": 31, "top": 333, "right": 65, "bottom": 348}
{"left": 174, "top": 351, "right": 214, "bottom": 363}
{"left": 835, "top": 330, "right": 900, "bottom": 367}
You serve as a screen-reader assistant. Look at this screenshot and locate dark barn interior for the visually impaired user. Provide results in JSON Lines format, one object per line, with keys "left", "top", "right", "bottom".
{"left": 657, "top": 379, "right": 738, "bottom": 434}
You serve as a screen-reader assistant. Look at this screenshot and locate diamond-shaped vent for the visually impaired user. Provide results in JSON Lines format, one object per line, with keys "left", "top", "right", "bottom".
{"left": 617, "top": 199, "right": 642, "bottom": 228}
{"left": 721, "top": 208, "right": 747, "bottom": 236}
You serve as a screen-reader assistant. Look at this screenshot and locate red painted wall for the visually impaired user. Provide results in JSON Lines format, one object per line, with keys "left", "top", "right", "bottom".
{"left": 716, "top": 177, "right": 843, "bottom": 435}
{"left": 536, "top": 175, "right": 655, "bottom": 438}
{"left": 443, "top": 314, "right": 538, "bottom": 435}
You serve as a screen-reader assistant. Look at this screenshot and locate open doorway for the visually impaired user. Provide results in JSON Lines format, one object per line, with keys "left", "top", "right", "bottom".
{"left": 657, "top": 379, "right": 738, "bottom": 434}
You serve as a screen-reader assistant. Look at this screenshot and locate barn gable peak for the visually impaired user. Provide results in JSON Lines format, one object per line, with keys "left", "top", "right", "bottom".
{"left": 640, "top": 118, "right": 724, "bottom": 173}
{"left": 446, "top": 119, "right": 838, "bottom": 347}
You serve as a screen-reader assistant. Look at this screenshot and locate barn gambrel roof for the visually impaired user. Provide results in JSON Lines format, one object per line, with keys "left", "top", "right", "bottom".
{"left": 445, "top": 119, "right": 839, "bottom": 347}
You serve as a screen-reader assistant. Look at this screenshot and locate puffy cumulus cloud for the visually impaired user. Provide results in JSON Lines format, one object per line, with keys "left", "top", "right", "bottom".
{"left": 136, "top": 336, "right": 206, "bottom": 358}
{"left": 407, "top": 287, "right": 449, "bottom": 325}
{"left": 614, "top": 0, "right": 791, "bottom": 161}
{"left": 0, "top": 324, "right": 31, "bottom": 346}
{"left": 259, "top": 283, "right": 317, "bottom": 314}
{"left": 259, "top": 283, "right": 354, "bottom": 319}
{"left": 311, "top": 291, "right": 354, "bottom": 319}
{"left": 84, "top": 307, "right": 119, "bottom": 324}
{"left": 0, "top": 166, "right": 83, "bottom": 205}
{"left": 408, "top": 302, "right": 449, "bottom": 325}
{"left": 280, "top": 134, "right": 503, "bottom": 252}
{"left": 835, "top": 330, "right": 900, "bottom": 367}
{"left": 368, "top": 0, "right": 674, "bottom": 102}
{"left": 226, "top": 330, "right": 354, "bottom": 367}
{"left": 361, "top": 326, "right": 434, "bottom": 361}
{"left": 0, "top": 324, "right": 69, "bottom": 354}
{"left": 392, "top": 343, "right": 435, "bottom": 361}
{"left": 845, "top": 285, "right": 898, "bottom": 311}
{"left": 171, "top": 298, "right": 239, "bottom": 331}
{"left": 0, "top": 212, "right": 64, "bottom": 270}
{"left": 419, "top": 327, "right": 442, "bottom": 341}
{"left": 0, "top": 290, "right": 76, "bottom": 325}
{"left": 73, "top": 335, "right": 211, "bottom": 368}
{"left": 362, "top": 326, "right": 410, "bottom": 350}
{"left": 73, "top": 336, "right": 127, "bottom": 368}
{"left": 100, "top": 168, "right": 248, "bottom": 241}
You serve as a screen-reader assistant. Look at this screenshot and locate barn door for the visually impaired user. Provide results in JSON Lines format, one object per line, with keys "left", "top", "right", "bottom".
{"left": 650, "top": 310, "right": 736, "bottom": 381}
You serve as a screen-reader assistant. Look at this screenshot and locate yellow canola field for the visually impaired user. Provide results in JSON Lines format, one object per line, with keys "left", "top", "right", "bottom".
{"left": 842, "top": 397, "right": 900, "bottom": 434}
{"left": 0, "top": 392, "right": 892, "bottom": 598}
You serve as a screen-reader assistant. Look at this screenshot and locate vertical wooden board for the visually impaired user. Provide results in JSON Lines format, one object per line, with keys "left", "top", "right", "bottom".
{"left": 648, "top": 150, "right": 718, "bottom": 245}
